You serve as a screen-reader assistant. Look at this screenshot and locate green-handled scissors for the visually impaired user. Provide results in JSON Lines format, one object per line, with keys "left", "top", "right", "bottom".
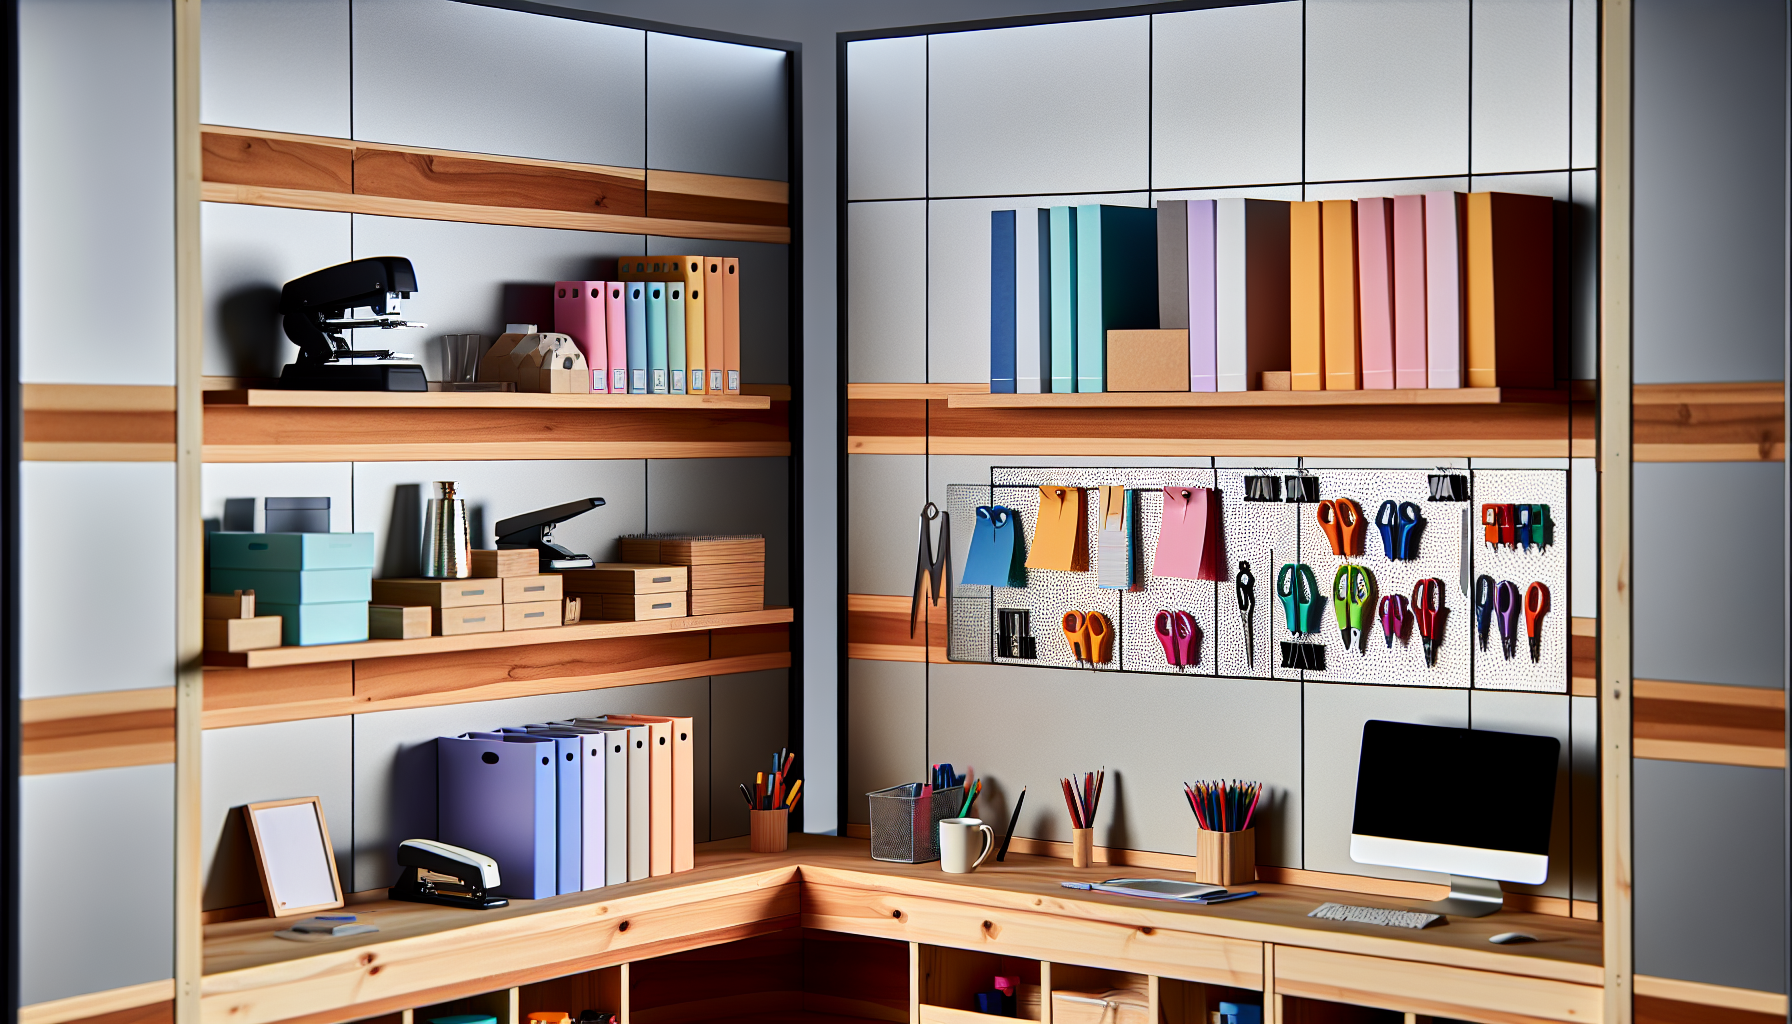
{"left": 1278, "top": 563, "right": 1322, "bottom": 635}
{"left": 1332, "top": 564, "right": 1374, "bottom": 654}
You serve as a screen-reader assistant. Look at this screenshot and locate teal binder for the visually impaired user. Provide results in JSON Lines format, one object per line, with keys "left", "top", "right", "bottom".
{"left": 209, "top": 567, "right": 372, "bottom": 605}
{"left": 207, "top": 532, "right": 374, "bottom": 571}
{"left": 647, "top": 283, "right": 669, "bottom": 394}
{"left": 667, "top": 281, "right": 687, "bottom": 394}
{"left": 260, "top": 600, "right": 369, "bottom": 646}
{"left": 1075, "top": 204, "right": 1160, "bottom": 393}
{"left": 1049, "top": 206, "right": 1077, "bottom": 394}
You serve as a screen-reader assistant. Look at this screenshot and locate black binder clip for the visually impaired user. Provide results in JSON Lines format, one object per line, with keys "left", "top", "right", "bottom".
{"left": 1244, "top": 472, "right": 1282, "bottom": 502}
{"left": 1280, "top": 641, "right": 1326, "bottom": 671}
{"left": 1427, "top": 470, "right": 1470, "bottom": 502}
{"left": 911, "top": 502, "right": 950, "bottom": 638}
{"left": 1284, "top": 471, "right": 1320, "bottom": 504}
{"left": 997, "top": 608, "right": 1036, "bottom": 659}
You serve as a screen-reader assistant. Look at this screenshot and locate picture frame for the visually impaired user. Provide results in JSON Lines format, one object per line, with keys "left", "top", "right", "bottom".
{"left": 243, "top": 796, "right": 344, "bottom": 918}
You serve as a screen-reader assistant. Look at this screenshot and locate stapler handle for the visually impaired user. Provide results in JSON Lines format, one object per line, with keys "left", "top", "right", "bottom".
{"left": 397, "top": 838, "right": 500, "bottom": 888}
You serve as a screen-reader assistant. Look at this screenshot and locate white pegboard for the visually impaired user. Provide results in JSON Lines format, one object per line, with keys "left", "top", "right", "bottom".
{"left": 1468, "top": 470, "right": 1569, "bottom": 693}
{"left": 1216, "top": 469, "right": 1300, "bottom": 680}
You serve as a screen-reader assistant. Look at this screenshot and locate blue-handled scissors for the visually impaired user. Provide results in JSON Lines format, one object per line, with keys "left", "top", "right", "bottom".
{"left": 1375, "top": 500, "right": 1424, "bottom": 560}
{"left": 1278, "top": 563, "right": 1321, "bottom": 635}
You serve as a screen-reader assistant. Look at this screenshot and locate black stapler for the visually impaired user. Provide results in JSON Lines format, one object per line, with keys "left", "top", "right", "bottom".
{"left": 278, "top": 256, "right": 429, "bottom": 391}
{"left": 495, "top": 497, "right": 605, "bottom": 570}
{"left": 387, "top": 839, "right": 508, "bottom": 910}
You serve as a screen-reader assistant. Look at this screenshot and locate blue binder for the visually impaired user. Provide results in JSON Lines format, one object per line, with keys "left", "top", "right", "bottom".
{"left": 437, "top": 733, "right": 555, "bottom": 899}
{"left": 1075, "top": 204, "right": 1160, "bottom": 393}
{"left": 498, "top": 728, "right": 582, "bottom": 894}
{"left": 1049, "top": 206, "right": 1077, "bottom": 394}
{"left": 626, "top": 283, "right": 648, "bottom": 393}
{"left": 990, "top": 210, "right": 1016, "bottom": 393}
{"left": 667, "top": 282, "right": 687, "bottom": 394}
{"left": 647, "top": 283, "right": 669, "bottom": 394}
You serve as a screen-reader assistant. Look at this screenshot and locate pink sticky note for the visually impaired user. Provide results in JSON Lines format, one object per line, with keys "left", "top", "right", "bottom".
{"left": 1357, "top": 198, "right": 1395, "bottom": 390}
{"left": 1392, "top": 195, "right": 1428, "bottom": 389}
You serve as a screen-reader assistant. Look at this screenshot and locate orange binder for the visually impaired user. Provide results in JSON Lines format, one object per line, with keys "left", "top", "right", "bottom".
{"left": 722, "top": 257, "right": 741, "bottom": 394}
{"left": 1466, "top": 192, "right": 1554, "bottom": 389}
{"left": 679, "top": 258, "right": 707, "bottom": 394}
{"left": 705, "top": 258, "right": 726, "bottom": 394}
{"left": 615, "top": 258, "right": 688, "bottom": 282}
{"left": 604, "top": 714, "right": 693, "bottom": 874}
{"left": 1025, "top": 486, "right": 1088, "bottom": 571}
{"left": 1289, "top": 201, "right": 1324, "bottom": 391}
{"left": 1320, "top": 199, "right": 1361, "bottom": 390}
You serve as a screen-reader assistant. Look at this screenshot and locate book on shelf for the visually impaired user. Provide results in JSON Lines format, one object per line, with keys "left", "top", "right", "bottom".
{"left": 990, "top": 209, "right": 1017, "bottom": 394}
{"left": 1215, "top": 198, "right": 1291, "bottom": 393}
{"left": 1074, "top": 203, "right": 1158, "bottom": 393}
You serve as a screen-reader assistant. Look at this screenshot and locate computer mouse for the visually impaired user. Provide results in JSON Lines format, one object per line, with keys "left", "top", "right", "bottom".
{"left": 1490, "top": 932, "right": 1539, "bottom": 945}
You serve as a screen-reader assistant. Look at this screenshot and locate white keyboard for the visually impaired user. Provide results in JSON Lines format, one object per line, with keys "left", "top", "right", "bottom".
{"left": 1308, "top": 902, "right": 1442, "bottom": 929}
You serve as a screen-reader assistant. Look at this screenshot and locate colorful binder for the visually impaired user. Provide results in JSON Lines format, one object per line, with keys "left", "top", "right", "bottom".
{"left": 1466, "top": 191, "right": 1555, "bottom": 388}
{"left": 667, "top": 281, "right": 687, "bottom": 394}
{"left": 1156, "top": 200, "right": 1190, "bottom": 331}
{"left": 1074, "top": 204, "right": 1158, "bottom": 393}
{"left": 605, "top": 283, "right": 628, "bottom": 393}
{"left": 553, "top": 281, "right": 604, "bottom": 393}
{"left": 603, "top": 716, "right": 672, "bottom": 876}
{"left": 1215, "top": 198, "right": 1291, "bottom": 392}
{"left": 1424, "top": 191, "right": 1468, "bottom": 389}
{"left": 990, "top": 210, "right": 1017, "bottom": 394}
{"left": 1392, "top": 195, "right": 1429, "bottom": 389}
{"left": 647, "top": 283, "right": 669, "bottom": 394}
{"left": 722, "top": 257, "right": 741, "bottom": 394}
{"left": 705, "top": 258, "right": 726, "bottom": 394}
{"left": 437, "top": 733, "right": 555, "bottom": 900}
{"left": 1187, "top": 199, "right": 1217, "bottom": 392}
{"left": 1356, "top": 198, "right": 1396, "bottom": 390}
{"left": 483, "top": 731, "right": 578, "bottom": 893}
{"left": 605, "top": 715, "right": 695, "bottom": 874}
{"left": 1023, "top": 208, "right": 1051, "bottom": 394}
{"left": 1049, "top": 206, "right": 1077, "bottom": 394}
{"left": 681, "top": 257, "right": 707, "bottom": 393}
{"left": 1289, "top": 201, "right": 1324, "bottom": 391}
{"left": 1320, "top": 199, "right": 1360, "bottom": 390}
{"left": 625, "top": 282, "right": 648, "bottom": 394}
{"left": 565, "top": 720, "right": 630, "bottom": 885}
{"left": 530, "top": 725, "right": 608, "bottom": 891}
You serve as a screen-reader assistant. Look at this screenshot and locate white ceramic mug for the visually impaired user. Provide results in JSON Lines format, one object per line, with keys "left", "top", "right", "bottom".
{"left": 939, "top": 817, "right": 995, "bottom": 873}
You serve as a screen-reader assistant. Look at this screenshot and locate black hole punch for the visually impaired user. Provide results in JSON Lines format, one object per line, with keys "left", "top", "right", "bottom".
{"left": 481, "top": 752, "right": 499, "bottom": 764}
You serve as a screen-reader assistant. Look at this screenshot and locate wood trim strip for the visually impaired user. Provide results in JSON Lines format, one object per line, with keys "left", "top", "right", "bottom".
{"left": 205, "top": 390, "right": 770, "bottom": 410}
{"left": 921, "top": 438, "right": 1574, "bottom": 458}
{"left": 200, "top": 124, "right": 646, "bottom": 179}
{"left": 1634, "top": 442, "right": 1783, "bottom": 462}
{"left": 1631, "top": 739, "right": 1786, "bottom": 769}
{"left": 22, "top": 384, "right": 177, "bottom": 411}
{"left": 1571, "top": 617, "right": 1597, "bottom": 637}
{"left": 22, "top": 687, "right": 177, "bottom": 722}
{"left": 23, "top": 442, "right": 179, "bottom": 462}
{"left": 1632, "top": 381, "right": 1785, "bottom": 404}
{"left": 1634, "top": 975, "right": 1788, "bottom": 1015}
{"left": 645, "top": 169, "right": 787, "bottom": 206}
{"left": 848, "top": 437, "right": 929, "bottom": 455}
{"left": 1272, "top": 945, "right": 1602, "bottom": 1024}
{"left": 202, "top": 441, "right": 791, "bottom": 462}
{"left": 1634, "top": 679, "right": 1786, "bottom": 708}
{"left": 20, "top": 980, "right": 177, "bottom": 1024}
{"left": 847, "top": 383, "right": 989, "bottom": 400}
{"left": 947, "top": 388, "right": 1514, "bottom": 409}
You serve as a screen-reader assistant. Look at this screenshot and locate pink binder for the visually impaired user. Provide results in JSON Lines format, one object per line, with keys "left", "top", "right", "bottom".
{"left": 1152, "top": 486, "right": 1224, "bottom": 582}
{"left": 604, "top": 282, "right": 628, "bottom": 393}
{"left": 1392, "top": 195, "right": 1428, "bottom": 389}
{"left": 1424, "top": 191, "right": 1467, "bottom": 389}
{"left": 1356, "top": 199, "right": 1395, "bottom": 390}
{"left": 554, "top": 281, "right": 604, "bottom": 393}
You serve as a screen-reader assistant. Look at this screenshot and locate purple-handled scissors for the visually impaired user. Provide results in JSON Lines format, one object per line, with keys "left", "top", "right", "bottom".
{"left": 1378, "top": 593, "right": 1408, "bottom": 649}
{"left": 1495, "top": 580, "right": 1522, "bottom": 660}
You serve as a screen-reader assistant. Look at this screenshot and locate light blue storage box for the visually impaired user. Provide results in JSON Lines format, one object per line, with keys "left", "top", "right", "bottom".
{"left": 209, "top": 567, "right": 372, "bottom": 605}
{"left": 260, "top": 601, "right": 370, "bottom": 646}
{"left": 209, "top": 532, "right": 375, "bottom": 571}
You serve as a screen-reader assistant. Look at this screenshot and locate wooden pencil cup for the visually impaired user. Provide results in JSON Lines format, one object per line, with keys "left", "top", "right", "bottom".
{"left": 1195, "top": 827, "right": 1255, "bottom": 886}
{"left": 1070, "top": 827, "right": 1094, "bottom": 868}
{"left": 750, "top": 808, "right": 789, "bottom": 853}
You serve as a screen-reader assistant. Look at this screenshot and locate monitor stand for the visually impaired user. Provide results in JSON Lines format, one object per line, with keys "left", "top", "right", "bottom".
{"left": 1420, "top": 874, "right": 1505, "bottom": 918}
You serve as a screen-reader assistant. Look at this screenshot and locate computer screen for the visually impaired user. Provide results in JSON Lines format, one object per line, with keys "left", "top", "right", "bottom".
{"left": 1350, "top": 720, "right": 1560, "bottom": 884}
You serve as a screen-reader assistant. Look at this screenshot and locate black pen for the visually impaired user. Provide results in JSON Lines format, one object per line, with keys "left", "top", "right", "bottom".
{"left": 739, "top": 783, "right": 755, "bottom": 809}
{"left": 996, "top": 787, "right": 1026, "bottom": 862}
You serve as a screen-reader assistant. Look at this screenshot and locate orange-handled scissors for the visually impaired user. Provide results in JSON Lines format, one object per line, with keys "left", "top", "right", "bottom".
{"left": 1524, "top": 582, "right": 1550, "bottom": 663}
{"left": 1061, "top": 610, "right": 1113, "bottom": 667}
{"left": 1316, "top": 498, "right": 1364, "bottom": 557}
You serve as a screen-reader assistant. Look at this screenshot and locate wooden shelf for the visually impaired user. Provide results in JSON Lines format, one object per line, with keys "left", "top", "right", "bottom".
{"left": 945, "top": 386, "right": 1580, "bottom": 409}
{"left": 205, "top": 607, "right": 794, "bottom": 668}
{"left": 204, "top": 389, "right": 770, "bottom": 410}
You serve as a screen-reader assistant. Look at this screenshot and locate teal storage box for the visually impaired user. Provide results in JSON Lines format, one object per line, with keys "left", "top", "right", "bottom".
{"left": 209, "top": 568, "right": 372, "bottom": 605}
{"left": 209, "top": 532, "right": 375, "bottom": 571}
{"left": 260, "top": 601, "right": 369, "bottom": 646}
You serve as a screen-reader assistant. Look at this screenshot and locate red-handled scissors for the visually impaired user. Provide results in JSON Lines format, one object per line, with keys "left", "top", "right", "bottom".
{"left": 1410, "top": 578, "right": 1446, "bottom": 667}
{"left": 1525, "top": 582, "right": 1550, "bottom": 662}
{"left": 1495, "top": 580, "right": 1521, "bottom": 660}
{"left": 1154, "top": 610, "right": 1199, "bottom": 670}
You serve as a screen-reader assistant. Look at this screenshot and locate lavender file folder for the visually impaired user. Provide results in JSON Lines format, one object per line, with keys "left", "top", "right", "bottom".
{"left": 438, "top": 733, "right": 556, "bottom": 899}
{"left": 1188, "top": 200, "right": 1217, "bottom": 392}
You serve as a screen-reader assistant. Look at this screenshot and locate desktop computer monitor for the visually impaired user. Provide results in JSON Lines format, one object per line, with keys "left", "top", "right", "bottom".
{"left": 1350, "top": 719, "right": 1560, "bottom": 917}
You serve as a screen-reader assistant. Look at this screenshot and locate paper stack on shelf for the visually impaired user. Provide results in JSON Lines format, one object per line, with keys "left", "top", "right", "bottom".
{"left": 619, "top": 534, "right": 766, "bottom": 615}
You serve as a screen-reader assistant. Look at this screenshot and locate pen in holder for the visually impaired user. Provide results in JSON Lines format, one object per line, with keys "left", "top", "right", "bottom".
{"left": 1195, "top": 827, "right": 1255, "bottom": 886}
{"left": 742, "top": 748, "right": 801, "bottom": 854}
{"left": 1070, "top": 828, "right": 1094, "bottom": 869}
{"left": 1060, "top": 769, "right": 1104, "bottom": 869}
{"left": 750, "top": 808, "right": 788, "bottom": 853}
{"left": 1184, "top": 779, "right": 1262, "bottom": 885}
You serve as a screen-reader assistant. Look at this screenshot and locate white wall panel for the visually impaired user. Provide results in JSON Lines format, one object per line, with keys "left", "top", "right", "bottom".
{"left": 847, "top": 659, "right": 926, "bottom": 825}
{"left": 202, "top": 203, "right": 351, "bottom": 380}
{"left": 19, "top": 0, "right": 174, "bottom": 386}
{"left": 848, "top": 454, "right": 927, "bottom": 597}
{"left": 647, "top": 458, "right": 791, "bottom": 605}
{"left": 847, "top": 36, "right": 928, "bottom": 201}
{"left": 1306, "top": 0, "right": 1470, "bottom": 182}
{"left": 350, "top": 460, "right": 647, "bottom": 580}
{"left": 201, "top": 0, "right": 350, "bottom": 137}
{"left": 1471, "top": 0, "right": 1571, "bottom": 174}
{"left": 351, "top": 215, "right": 643, "bottom": 382}
{"left": 1570, "top": 0, "right": 1599, "bottom": 167}
{"left": 1151, "top": 185, "right": 1305, "bottom": 203}
{"left": 202, "top": 717, "right": 352, "bottom": 911}
{"left": 928, "top": 18, "right": 1150, "bottom": 197}
{"left": 711, "top": 669, "right": 789, "bottom": 839}
{"left": 1301, "top": 681, "right": 1469, "bottom": 881}
{"left": 202, "top": 462, "right": 354, "bottom": 534}
{"left": 1302, "top": 177, "right": 1469, "bottom": 202}
{"left": 847, "top": 201, "right": 927, "bottom": 383}
{"left": 1468, "top": 690, "right": 1573, "bottom": 898}
{"left": 1151, "top": 3, "right": 1303, "bottom": 189}
{"left": 647, "top": 33, "right": 787, "bottom": 181}
{"left": 1569, "top": 457, "right": 1597, "bottom": 618}
{"left": 22, "top": 463, "right": 175, "bottom": 699}
{"left": 352, "top": 0, "right": 644, "bottom": 166}
{"left": 22, "top": 765, "right": 174, "bottom": 1003}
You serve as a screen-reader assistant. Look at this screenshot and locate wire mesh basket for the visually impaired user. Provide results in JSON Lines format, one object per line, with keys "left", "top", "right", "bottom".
{"left": 867, "top": 783, "right": 964, "bottom": 863}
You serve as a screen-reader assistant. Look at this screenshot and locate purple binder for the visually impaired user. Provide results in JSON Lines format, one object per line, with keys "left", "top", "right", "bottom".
{"left": 438, "top": 733, "right": 556, "bottom": 899}
{"left": 1188, "top": 200, "right": 1217, "bottom": 392}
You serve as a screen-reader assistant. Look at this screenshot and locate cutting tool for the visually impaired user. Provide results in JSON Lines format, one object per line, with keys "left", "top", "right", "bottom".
{"left": 1516, "top": 505, "right": 1534, "bottom": 551}
{"left": 1494, "top": 580, "right": 1521, "bottom": 660}
{"left": 1154, "top": 610, "right": 1198, "bottom": 669}
{"left": 1062, "top": 610, "right": 1113, "bottom": 667}
{"left": 1482, "top": 503, "right": 1513, "bottom": 550}
{"left": 1332, "top": 564, "right": 1372, "bottom": 653}
{"left": 1278, "top": 563, "right": 1322, "bottom": 635}
{"left": 1378, "top": 593, "right": 1407, "bottom": 648}
{"left": 1411, "top": 577, "right": 1446, "bottom": 667}
{"left": 1375, "top": 500, "right": 1423, "bottom": 560}
{"left": 1525, "top": 582, "right": 1550, "bottom": 662}
{"left": 1236, "top": 561, "right": 1257, "bottom": 668}
{"left": 1316, "top": 498, "right": 1365, "bottom": 557}
{"left": 1473, "top": 574, "right": 1496, "bottom": 651}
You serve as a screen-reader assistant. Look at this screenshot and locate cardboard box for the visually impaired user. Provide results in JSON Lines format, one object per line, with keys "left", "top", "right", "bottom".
{"left": 690, "top": 586, "right": 763, "bottom": 616}
{"left": 502, "top": 574, "right": 563, "bottom": 604}
{"left": 260, "top": 601, "right": 368, "bottom": 646}
{"left": 618, "top": 535, "right": 764, "bottom": 566}
{"left": 1106, "top": 329, "right": 1190, "bottom": 392}
{"left": 504, "top": 600, "right": 563, "bottom": 630}
{"left": 470, "top": 549, "right": 538, "bottom": 577}
{"left": 203, "top": 615, "right": 283, "bottom": 653}
{"left": 372, "top": 578, "right": 502, "bottom": 609}
{"left": 204, "top": 590, "right": 256, "bottom": 620}
{"left": 433, "top": 604, "right": 503, "bottom": 636}
{"left": 559, "top": 564, "right": 688, "bottom": 595}
{"left": 593, "top": 592, "right": 687, "bottom": 621}
{"left": 369, "top": 605, "right": 431, "bottom": 640}
{"left": 688, "top": 562, "right": 766, "bottom": 590}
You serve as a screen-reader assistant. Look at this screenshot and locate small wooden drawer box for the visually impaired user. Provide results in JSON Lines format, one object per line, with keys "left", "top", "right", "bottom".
{"left": 690, "top": 586, "right": 764, "bottom": 615}
{"left": 369, "top": 605, "right": 431, "bottom": 640}
{"left": 620, "top": 535, "right": 765, "bottom": 566}
{"left": 689, "top": 562, "right": 766, "bottom": 590}
{"left": 502, "top": 574, "right": 563, "bottom": 604}
{"left": 593, "top": 592, "right": 687, "bottom": 621}
{"left": 504, "top": 601, "right": 562, "bottom": 630}
{"left": 560, "top": 564, "right": 687, "bottom": 595}
{"left": 203, "top": 615, "right": 283, "bottom": 653}
{"left": 470, "top": 548, "right": 537, "bottom": 577}
{"left": 373, "top": 578, "right": 502, "bottom": 609}
{"left": 433, "top": 604, "right": 503, "bottom": 635}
